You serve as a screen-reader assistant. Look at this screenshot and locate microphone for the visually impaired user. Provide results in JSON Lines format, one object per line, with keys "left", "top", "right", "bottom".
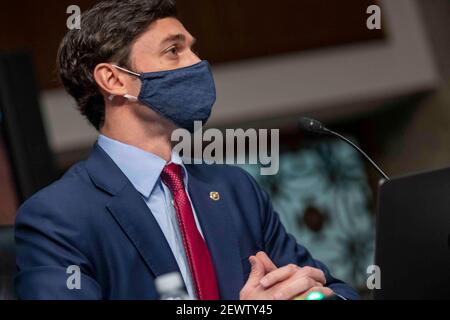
{"left": 299, "top": 117, "right": 390, "bottom": 180}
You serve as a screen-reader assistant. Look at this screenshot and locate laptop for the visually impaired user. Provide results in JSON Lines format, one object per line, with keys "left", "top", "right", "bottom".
{"left": 375, "top": 167, "right": 450, "bottom": 300}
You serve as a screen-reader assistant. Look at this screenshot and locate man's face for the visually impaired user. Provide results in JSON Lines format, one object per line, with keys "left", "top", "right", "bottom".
{"left": 130, "top": 17, "right": 200, "bottom": 74}
{"left": 123, "top": 16, "right": 200, "bottom": 117}
{"left": 98, "top": 17, "right": 201, "bottom": 128}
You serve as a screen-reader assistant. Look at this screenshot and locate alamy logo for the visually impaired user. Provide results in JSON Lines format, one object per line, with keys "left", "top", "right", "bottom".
{"left": 172, "top": 121, "right": 280, "bottom": 175}
{"left": 66, "top": 5, "right": 81, "bottom": 30}
{"left": 366, "top": 5, "right": 381, "bottom": 30}
{"left": 66, "top": 265, "right": 81, "bottom": 290}
{"left": 366, "top": 265, "right": 381, "bottom": 290}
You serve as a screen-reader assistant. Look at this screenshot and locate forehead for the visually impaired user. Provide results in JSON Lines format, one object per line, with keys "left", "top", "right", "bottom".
{"left": 133, "top": 17, "right": 192, "bottom": 51}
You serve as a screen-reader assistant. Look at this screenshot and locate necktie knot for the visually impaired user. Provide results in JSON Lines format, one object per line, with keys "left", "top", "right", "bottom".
{"left": 161, "top": 163, "right": 184, "bottom": 192}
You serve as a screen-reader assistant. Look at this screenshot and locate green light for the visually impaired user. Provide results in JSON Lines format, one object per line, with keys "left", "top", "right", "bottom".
{"left": 306, "top": 291, "right": 324, "bottom": 300}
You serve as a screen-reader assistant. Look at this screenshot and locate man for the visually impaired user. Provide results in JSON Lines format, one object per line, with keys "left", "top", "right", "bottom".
{"left": 15, "top": 0, "right": 358, "bottom": 300}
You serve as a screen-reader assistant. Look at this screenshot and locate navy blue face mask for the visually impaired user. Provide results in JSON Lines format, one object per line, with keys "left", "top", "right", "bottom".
{"left": 112, "top": 60, "right": 216, "bottom": 132}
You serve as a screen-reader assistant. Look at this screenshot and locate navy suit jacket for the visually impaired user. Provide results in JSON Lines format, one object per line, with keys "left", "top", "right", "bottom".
{"left": 15, "top": 143, "right": 358, "bottom": 300}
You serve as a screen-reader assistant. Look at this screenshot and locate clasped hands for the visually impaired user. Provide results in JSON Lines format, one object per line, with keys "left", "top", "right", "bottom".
{"left": 240, "top": 251, "right": 335, "bottom": 300}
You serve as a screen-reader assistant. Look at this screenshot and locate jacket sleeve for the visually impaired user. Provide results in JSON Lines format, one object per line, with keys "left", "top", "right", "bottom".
{"left": 242, "top": 169, "right": 360, "bottom": 300}
{"left": 14, "top": 195, "right": 102, "bottom": 300}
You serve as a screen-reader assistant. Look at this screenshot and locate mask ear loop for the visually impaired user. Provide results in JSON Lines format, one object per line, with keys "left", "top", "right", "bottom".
{"left": 110, "top": 64, "right": 140, "bottom": 102}
{"left": 107, "top": 93, "right": 138, "bottom": 102}
{"left": 123, "top": 94, "right": 138, "bottom": 102}
{"left": 112, "top": 64, "right": 141, "bottom": 77}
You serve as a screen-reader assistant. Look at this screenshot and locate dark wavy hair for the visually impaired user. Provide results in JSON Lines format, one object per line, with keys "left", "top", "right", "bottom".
{"left": 57, "top": 0, "right": 177, "bottom": 130}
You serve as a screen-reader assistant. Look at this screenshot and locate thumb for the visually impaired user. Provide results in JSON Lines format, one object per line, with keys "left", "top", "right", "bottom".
{"left": 247, "top": 255, "right": 266, "bottom": 287}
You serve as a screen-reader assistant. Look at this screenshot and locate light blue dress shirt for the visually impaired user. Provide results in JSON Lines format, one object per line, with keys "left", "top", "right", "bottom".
{"left": 97, "top": 134, "right": 204, "bottom": 299}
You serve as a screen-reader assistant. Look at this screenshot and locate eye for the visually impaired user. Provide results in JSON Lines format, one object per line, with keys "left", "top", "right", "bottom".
{"left": 165, "top": 46, "right": 179, "bottom": 57}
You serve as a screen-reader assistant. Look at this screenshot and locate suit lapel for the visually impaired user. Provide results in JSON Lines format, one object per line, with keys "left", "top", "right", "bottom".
{"left": 85, "top": 143, "right": 180, "bottom": 279}
{"left": 106, "top": 183, "right": 181, "bottom": 278}
{"left": 186, "top": 165, "right": 244, "bottom": 300}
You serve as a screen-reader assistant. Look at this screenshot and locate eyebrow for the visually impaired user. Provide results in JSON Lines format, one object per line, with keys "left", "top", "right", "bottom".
{"left": 159, "top": 34, "right": 197, "bottom": 49}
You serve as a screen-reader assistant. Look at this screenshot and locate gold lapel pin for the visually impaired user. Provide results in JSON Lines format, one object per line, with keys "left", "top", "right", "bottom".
{"left": 209, "top": 191, "right": 220, "bottom": 201}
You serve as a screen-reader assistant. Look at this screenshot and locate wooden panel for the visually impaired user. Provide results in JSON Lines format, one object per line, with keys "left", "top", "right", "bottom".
{"left": 0, "top": 0, "right": 95, "bottom": 90}
{"left": 177, "top": 0, "right": 384, "bottom": 63}
{"left": 1, "top": 0, "right": 383, "bottom": 90}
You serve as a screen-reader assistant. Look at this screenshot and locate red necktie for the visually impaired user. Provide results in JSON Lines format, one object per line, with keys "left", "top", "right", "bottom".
{"left": 161, "top": 163, "right": 220, "bottom": 300}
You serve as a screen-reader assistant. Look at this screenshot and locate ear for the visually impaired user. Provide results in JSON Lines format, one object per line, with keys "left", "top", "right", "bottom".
{"left": 93, "top": 63, "right": 131, "bottom": 98}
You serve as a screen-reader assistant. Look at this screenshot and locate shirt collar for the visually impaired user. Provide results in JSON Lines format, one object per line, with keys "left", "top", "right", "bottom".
{"left": 97, "top": 134, "right": 188, "bottom": 198}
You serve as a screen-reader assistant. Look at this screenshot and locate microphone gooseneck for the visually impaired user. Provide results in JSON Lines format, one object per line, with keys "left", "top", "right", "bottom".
{"left": 299, "top": 117, "right": 390, "bottom": 180}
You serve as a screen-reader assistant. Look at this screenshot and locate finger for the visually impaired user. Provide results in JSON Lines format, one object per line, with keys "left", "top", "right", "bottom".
{"left": 314, "top": 281, "right": 324, "bottom": 287}
{"left": 246, "top": 255, "right": 266, "bottom": 288}
{"left": 255, "top": 251, "right": 277, "bottom": 273}
{"left": 296, "top": 286, "right": 334, "bottom": 300}
{"left": 259, "top": 263, "right": 299, "bottom": 288}
{"left": 272, "top": 276, "right": 317, "bottom": 300}
{"left": 297, "top": 266, "right": 326, "bottom": 286}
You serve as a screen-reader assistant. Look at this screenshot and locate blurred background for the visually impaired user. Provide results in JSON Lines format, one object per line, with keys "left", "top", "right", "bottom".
{"left": 0, "top": 0, "right": 449, "bottom": 299}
